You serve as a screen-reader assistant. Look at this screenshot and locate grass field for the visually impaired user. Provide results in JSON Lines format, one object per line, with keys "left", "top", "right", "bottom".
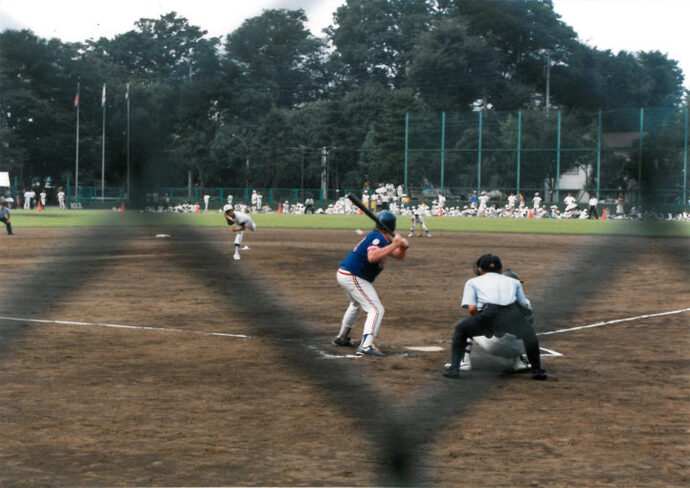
{"left": 7, "top": 208, "right": 690, "bottom": 236}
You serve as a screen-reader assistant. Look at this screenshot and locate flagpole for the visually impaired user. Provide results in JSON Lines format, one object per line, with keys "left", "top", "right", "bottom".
{"left": 101, "top": 83, "right": 106, "bottom": 202}
{"left": 75, "top": 82, "right": 80, "bottom": 201}
{"left": 126, "top": 83, "right": 130, "bottom": 201}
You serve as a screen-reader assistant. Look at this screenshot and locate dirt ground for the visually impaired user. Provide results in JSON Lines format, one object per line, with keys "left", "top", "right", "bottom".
{"left": 0, "top": 225, "right": 688, "bottom": 487}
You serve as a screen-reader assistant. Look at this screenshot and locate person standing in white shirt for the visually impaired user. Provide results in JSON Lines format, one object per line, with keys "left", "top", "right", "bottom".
{"left": 588, "top": 194, "right": 599, "bottom": 219}
{"left": 532, "top": 192, "right": 542, "bottom": 209}
{"left": 57, "top": 189, "right": 66, "bottom": 210}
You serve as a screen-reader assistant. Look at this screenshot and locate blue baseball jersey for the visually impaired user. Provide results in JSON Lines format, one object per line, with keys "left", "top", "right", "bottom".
{"left": 339, "top": 230, "right": 389, "bottom": 282}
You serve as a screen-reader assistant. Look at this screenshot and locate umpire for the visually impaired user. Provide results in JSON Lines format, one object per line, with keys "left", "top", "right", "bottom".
{"left": 442, "top": 254, "right": 547, "bottom": 380}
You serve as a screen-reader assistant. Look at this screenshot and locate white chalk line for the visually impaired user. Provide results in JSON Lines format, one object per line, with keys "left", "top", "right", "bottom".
{"left": 537, "top": 307, "right": 690, "bottom": 336}
{"left": 0, "top": 315, "right": 253, "bottom": 340}
{"left": 2, "top": 307, "right": 688, "bottom": 360}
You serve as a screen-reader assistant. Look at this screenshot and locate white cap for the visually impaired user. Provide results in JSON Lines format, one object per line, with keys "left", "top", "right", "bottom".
{"left": 223, "top": 204, "right": 233, "bottom": 212}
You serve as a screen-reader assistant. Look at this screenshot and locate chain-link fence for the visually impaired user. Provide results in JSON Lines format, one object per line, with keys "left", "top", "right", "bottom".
{"left": 405, "top": 107, "right": 689, "bottom": 212}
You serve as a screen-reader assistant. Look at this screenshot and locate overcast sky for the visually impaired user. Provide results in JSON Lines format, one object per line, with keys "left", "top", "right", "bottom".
{"left": 0, "top": 0, "right": 687, "bottom": 90}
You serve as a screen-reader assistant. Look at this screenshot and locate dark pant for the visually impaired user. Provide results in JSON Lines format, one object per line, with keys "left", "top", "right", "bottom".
{"left": 0, "top": 217, "right": 12, "bottom": 234}
{"left": 450, "top": 303, "right": 541, "bottom": 372}
{"left": 588, "top": 205, "right": 598, "bottom": 219}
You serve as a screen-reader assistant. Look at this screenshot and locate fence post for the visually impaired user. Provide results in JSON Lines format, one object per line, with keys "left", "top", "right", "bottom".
{"left": 440, "top": 112, "right": 446, "bottom": 191}
{"left": 637, "top": 108, "right": 644, "bottom": 204}
{"left": 404, "top": 112, "right": 409, "bottom": 194}
{"left": 596, "top": 109, "right": 602, "bottom": 200}
{"left": 477, "top": 110, "right": 483, "bottom": 193}
{"left": 683, "top": 107, "right": 688, "bottom": 207}
{"left": 516, "top": 110, "right": 522, "bottom": 196}
{"left": 555, "top": 110, "right": 562, "bottom": 203}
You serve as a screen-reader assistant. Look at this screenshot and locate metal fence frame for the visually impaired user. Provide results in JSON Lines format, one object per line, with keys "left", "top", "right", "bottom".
{"left": 404, "top": 107, "right": 689, "bottom": 207}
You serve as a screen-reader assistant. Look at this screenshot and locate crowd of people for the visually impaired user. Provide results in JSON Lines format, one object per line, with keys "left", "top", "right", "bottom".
{"left": 140, "top": 184, "right": 690, "bottom": 222}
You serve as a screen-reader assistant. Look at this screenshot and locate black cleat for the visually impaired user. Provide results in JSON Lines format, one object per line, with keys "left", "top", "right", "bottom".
{"left": 331, "top": 336, "right": 356, "bottom": 347}
{"left": 442, "top": 365, "right": 461, "bottom": 379}
{"left": 532, "top": 369, "right": 548, "bottom": 381}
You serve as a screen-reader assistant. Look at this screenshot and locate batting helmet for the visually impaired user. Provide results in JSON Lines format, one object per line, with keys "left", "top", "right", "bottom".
{"left": 474, "top": 254, "right": 502, "bottom": 274}
{"left": 376, "top": 211, "right": 396, "bottom": 233}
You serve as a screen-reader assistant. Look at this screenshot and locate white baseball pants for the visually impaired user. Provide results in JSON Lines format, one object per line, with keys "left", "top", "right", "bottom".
{"left": 336, "top": 269, "right": 384, "bottom": 338}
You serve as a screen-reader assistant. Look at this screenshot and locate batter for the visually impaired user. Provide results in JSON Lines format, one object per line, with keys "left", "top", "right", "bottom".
{"left": 332, "top": 211, "right": 408, "bottom": 357}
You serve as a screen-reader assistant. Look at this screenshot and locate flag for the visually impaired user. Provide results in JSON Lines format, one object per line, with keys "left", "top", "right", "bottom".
{"left": 101, "top": 83, "right": 106, "bottom": 107}
{"left": 125, "top": 83, "right": 129, "bottom": 101}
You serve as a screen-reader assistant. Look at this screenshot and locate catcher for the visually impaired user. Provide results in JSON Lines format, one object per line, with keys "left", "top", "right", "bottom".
{"left": 442, "top": 254, "right": 547, "bottom": 380}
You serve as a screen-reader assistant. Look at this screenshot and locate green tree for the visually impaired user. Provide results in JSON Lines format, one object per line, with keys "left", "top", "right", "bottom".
{"left": 326, "top": 0, "right": 431, "bottom": 88}
{"left": 223, "top": 9, "right": 327, "bottom": 110}
{"left": 91, "top": 12, "right": 220, "bottom": 83}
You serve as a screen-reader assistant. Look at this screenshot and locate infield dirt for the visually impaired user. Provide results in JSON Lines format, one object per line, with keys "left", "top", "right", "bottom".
{"left": 0, "top": 226, "right": 688, "bottom": 486}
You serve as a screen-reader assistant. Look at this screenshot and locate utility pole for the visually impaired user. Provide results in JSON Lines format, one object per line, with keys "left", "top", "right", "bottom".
{"left": 545, "top": 51, "right": 551, "bottom": 113}
{"left": 300, "top": 145, "right": 305, "bottom": 202}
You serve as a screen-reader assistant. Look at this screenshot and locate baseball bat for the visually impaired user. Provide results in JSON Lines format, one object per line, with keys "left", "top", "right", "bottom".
{"left": 346, "top": 193, "right": 394, "bottom": 234}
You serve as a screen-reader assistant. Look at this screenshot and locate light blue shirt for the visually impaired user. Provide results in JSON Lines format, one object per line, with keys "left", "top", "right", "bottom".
{"left": 0, "top": 206, "right": 9, "bottom": 219}
{"left": 461, "top": 272, "right": 531, "bottom": 310}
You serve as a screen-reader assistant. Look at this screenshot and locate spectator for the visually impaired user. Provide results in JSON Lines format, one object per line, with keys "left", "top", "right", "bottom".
{"left": 532, "top": 192, "right": 542, "bottom": 209}
{"left": 616, "top": 195, "right": 624, "bottom": 216}
{"left": 588, "top": 194, "right": 599, "bottom": 219}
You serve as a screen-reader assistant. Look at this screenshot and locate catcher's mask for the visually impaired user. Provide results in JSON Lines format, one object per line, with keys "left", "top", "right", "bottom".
{"left": 474, "top": 254, "right": 503, "bottom": 275}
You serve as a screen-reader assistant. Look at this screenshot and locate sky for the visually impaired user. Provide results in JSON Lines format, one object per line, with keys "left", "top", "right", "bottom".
{"left": 0, "top": 0, "right": 687, "bottom": 90}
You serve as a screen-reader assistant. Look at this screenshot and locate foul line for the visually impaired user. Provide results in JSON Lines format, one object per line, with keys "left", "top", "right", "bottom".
{"left": 537, "top": 307, "right": 690, "bottom": 336}
{"left": 0, "top": 315, "right": 253, "bottom": 340}
{"left": 2, "top": 307, "right": 688, "bottom": 359}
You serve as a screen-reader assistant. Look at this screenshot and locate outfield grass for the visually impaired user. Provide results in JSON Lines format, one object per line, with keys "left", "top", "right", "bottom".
{"left": 6, "top": 209, "right": 689, "bottom": 237}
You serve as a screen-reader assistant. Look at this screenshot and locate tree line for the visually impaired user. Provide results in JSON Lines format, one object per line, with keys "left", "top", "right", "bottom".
{"left": 0, "top": 0, "right": 686, "bottom": 202}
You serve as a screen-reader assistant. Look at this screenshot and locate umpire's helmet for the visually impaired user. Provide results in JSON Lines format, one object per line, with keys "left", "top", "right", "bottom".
{"left": 376, "top": 211, "right": 396, "bottom": 233}
{"left": 474, "top": 254, "right": 503, "bottom": 274}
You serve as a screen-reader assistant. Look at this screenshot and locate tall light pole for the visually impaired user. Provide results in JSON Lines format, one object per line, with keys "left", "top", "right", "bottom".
{"left": 231, "top": 133, "right": 250, "bottom": 201}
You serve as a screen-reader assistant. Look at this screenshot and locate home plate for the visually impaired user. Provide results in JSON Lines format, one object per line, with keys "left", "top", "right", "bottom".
{"left": 406, "top": 346, "right": 444, "bottom": 352}
{"left": 156, "top": 234, "right": 171, "bottom": 238}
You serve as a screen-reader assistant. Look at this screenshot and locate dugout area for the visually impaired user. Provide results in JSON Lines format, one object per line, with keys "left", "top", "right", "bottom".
{"left": 0, "top": 226, "right": 688, "bottom": 486}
